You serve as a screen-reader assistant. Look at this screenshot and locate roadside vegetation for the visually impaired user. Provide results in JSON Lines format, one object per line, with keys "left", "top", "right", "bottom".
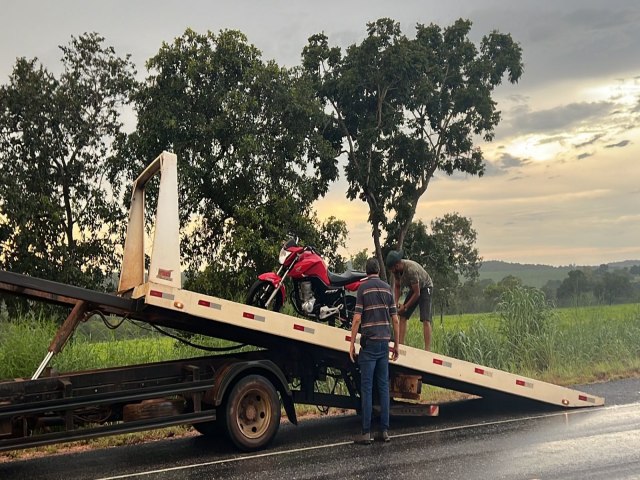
{"left": 2, "top": 291, "right": 639, "bottom": 385}
{"left": 1, "top": 290, "right": 639, "bottom": 460}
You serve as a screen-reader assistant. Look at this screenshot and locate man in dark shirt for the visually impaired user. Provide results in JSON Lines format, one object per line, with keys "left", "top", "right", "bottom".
{"left": 349, "top": 257, "right": 399, "bottom": 444}
{"left": 386, "top": 249, "right": 434, "bottom": 351}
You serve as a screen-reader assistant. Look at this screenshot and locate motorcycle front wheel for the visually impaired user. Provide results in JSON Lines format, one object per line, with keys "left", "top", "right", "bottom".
{"left": 246, "top": 280, "right": 284, "bottom": 312}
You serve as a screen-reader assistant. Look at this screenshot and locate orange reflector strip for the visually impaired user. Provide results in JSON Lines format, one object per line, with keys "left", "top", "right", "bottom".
{"left": 475, "top": 367, "right": 485, "bottom": 375}
{"left": 579, "top": 394, "right": 587, "bottom": 401}
{"left": 243, "top": 312, "right": 255, "bottom": 319}
{"left": 293, "top": 324, "right": 305, "bottom": 331}
{"left": 433, "top": 358, "right": 443, "bottom": 365}
{"left": 198, "top": 300, "right": 210, "bottom": 307}
{"left": 150, "top": 290, "right": 163, "bottom": 297}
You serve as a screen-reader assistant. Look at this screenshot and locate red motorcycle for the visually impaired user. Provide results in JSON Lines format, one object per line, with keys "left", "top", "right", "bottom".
{"left": 246, "top": 237, "right": 367, "bottom": 329}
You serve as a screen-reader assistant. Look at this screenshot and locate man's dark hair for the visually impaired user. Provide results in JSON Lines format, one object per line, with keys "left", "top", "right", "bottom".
{"left": 365, "top": 257, "right": 380, "bottom": 275}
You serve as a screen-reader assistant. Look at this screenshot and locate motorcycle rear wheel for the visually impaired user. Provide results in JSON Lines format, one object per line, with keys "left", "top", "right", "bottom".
{"left": 339, "top": 295, "right": 356, "bottom": 330}
{"left": 246, "top": 280, "right": 284, "bottom": 312}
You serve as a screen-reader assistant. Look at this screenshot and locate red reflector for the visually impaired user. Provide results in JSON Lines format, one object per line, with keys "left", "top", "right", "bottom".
{"left": 345, "top": 336, "right": 352, "bottom": 342}
{"left": 475, "top": 367, "right": 484, "bottom": 375}
{"left": 198, "top": 300, "right": 210, "bottom": 307}
{"left": 433, "top": 358, "right": 443, "bottom": 365}
{"left": 150, "top": 290, "right": 163, "bottom": 298}
{"left": 293, "top": 324, "right": 305, "bottom": 331}
{"left": 243, "top": 312, "right": 255, "bottom": 319}
{"left": 516, "top": 379, "right": 525, "bottom": 386}
{"left": 579, "top": 395, "right": 587, "bottom": 401}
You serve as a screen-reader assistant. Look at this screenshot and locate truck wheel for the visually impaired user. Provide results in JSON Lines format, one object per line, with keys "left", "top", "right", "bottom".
{"left": 187, "top": 399, "right": 223, "bottom": 437}
{"left": 223, "top": 374, "right": 281, "bottom": 451}
{"left": 193, "top": 419, "right": 223, "bottom": 436}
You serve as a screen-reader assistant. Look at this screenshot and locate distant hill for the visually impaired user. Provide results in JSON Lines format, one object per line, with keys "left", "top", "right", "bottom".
{"left": 478, "top": 260, "right": 640, "bottom": 288}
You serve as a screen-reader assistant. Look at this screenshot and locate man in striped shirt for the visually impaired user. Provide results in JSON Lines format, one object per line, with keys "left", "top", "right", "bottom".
{"left": 349, "top": 257, "right": 400, "bottom": 444}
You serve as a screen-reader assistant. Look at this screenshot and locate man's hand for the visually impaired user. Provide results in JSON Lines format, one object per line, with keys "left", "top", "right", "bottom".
{"left": 350, "top": 313, "right": 361, "bottom": 363}
{"left": 390, "top": 342, "right": 399, "bottom": 361}
{"left": 397, "top": 303, "right": 406, "bottom": 315}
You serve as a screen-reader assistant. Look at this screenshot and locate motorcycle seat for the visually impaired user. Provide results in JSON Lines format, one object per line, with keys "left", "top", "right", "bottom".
{"left": 328, "top": 270, "right": 368, "bottom": 287}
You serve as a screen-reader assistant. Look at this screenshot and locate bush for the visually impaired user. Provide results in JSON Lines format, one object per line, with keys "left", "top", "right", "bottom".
{"left": 0, "top": 314, "right": 58, "bottom": 379}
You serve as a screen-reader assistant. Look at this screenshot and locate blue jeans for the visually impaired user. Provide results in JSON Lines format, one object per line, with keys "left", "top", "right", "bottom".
{"left": 358, "top": 340, "right": 390, "bottom": 434}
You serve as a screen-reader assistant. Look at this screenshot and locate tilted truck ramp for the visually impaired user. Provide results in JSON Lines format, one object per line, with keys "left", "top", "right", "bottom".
{"left": 0, "top": 269, "right": 602, "bottom": 408}
{"left": 130, "top": 280, "right": 604, "bottom": 409}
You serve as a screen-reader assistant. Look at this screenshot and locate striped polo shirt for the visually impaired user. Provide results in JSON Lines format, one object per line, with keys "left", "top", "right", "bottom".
{"left": 354, "top": 275, "right": 397, "bottom": 342}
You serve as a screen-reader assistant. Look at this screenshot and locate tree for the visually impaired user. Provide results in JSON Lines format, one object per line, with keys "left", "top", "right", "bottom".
{"left": 349, "top": 248, "right": 369, "bottom": 272}
{"left": 541, "top": 279, "right": 562, "bottom": 305}
{"left": 114, "top": 29, "right": 341, "bottom": 298}
{"left": 484, "top": 275, "right": 523, "bottom": 308}
{"left": 302, "top": 18, "right": 523, "bottom": 278}
{"left": 557, "top": 270, "right": 592, "bottom": 307}
{"left": 595, "top": 270, "right": 632, "bottom": 305}
{"left": 456, "top": 278, "right": 495, "bottom": 314}
{"left": 315, "top": 216, "right": 349, "bottom": 271}
{"left": 0, "top": 33, "right": 137, "bottom": 290}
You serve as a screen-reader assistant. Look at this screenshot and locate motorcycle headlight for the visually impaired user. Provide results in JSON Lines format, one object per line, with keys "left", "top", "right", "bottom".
{"left": 279, "top": 248, "right": 291, "bottom": 265}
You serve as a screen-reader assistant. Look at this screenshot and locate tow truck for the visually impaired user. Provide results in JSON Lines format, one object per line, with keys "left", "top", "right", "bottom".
{"left": 0, "top": 152, "right": 604, "bottom": 453}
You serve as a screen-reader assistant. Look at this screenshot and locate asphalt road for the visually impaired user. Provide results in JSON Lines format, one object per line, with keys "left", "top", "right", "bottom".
{"left": 2, "top": 378, "right": 639, "bottom": 480}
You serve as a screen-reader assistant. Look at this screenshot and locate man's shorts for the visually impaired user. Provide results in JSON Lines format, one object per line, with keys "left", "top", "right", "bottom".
{"left": 403, "top": 287, "right": 432, "bottom": 323}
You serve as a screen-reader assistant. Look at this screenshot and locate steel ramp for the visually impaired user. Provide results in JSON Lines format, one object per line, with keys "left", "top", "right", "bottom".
{"left": 131, "top": 281, "right": 604, "bottom": 409}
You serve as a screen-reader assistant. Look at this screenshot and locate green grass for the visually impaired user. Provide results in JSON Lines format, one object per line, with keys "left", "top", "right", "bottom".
{"left": 404, "top": 294, "right": 640, "bottom": 384}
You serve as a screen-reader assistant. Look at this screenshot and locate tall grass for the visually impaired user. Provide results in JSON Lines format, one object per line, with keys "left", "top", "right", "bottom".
{"left": 425, "top": 292, "right": 640, "bottom": 384}
{"left": 0, "top": 316, "right": 247, "bottom": 380}
{"left": 2, "top": 297, "right": 640, "bottom": 385}
{"left": 0, "top": 313, "right": 57, "bottom": 379}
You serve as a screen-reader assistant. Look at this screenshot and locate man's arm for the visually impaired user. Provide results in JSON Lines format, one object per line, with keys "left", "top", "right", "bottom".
{"left": 393, "top": 277, "right": 401, "bottom": 306}
{"left": 349, "top": 313, "right": 361, "bottom": 363}
{"left": 398, "top": 282, "right": 420, "bottom": 316}
{"left": 390, "top": 313, "right": 400, "bottom": 360}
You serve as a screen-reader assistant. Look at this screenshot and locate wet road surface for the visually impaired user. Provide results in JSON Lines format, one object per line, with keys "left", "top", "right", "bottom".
{"left": 1, "top": 377, "right": 639, "bottom": 480}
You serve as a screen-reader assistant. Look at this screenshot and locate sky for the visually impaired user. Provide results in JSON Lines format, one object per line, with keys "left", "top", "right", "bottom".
{"left": 1, "top": 0, "right": 639, "bottom": 267}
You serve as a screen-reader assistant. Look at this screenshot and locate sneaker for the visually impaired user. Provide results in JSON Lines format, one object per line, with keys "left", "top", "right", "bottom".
{"left": 354, "top": 432, "right": 373, "bottom": 445}
{"left": 381, "top": 430, "right": 390, "bottom": 442}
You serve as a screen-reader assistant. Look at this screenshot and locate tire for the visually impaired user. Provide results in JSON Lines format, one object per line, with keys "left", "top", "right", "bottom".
{"left": 246, "top": 280, "right": 284, "bottom": 312}
{"left": 222, "top": 375, "right": 281, "bottom": 452}
{"left": 187, "top": 399, "right": 223, "bottom": 437}
{"left": 340, "top": 295, "right": 356, "bottom": 330}
{"left": 192, "top": 418, "right": 223, "bottom": 437}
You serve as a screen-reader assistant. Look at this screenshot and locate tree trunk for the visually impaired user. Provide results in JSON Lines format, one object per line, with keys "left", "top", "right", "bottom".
{"left": 372, "top": 222, "right": 386, "bottom": 282}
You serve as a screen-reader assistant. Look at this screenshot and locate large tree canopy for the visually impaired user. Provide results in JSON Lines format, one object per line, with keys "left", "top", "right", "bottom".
{"left": 114, "top": 29, "right": 341, "bottom": 296}
{"left": 0, "top": 33, "right": 137, "bottom": 289}
{"left": 302, "top": 18, "right": 523, "bottom": 278}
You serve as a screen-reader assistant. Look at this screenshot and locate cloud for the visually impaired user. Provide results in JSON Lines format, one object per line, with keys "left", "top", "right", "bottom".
{"left": 509, "top": 101, "right": 615, "bottom": 135}
{"left": 577, "top": 152, "right": 593, "bottom": 160}
{"left": 573, "top": 134, "right": 605, "bottom": 148}
{"left": 538, "top": 134, "right": 570, "bottom": 145}
{"left": 605, "top": 140, "right": 631, "bottom": 148}
{"left": 482, "top": 153, "right": 529, "bottom": 177}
